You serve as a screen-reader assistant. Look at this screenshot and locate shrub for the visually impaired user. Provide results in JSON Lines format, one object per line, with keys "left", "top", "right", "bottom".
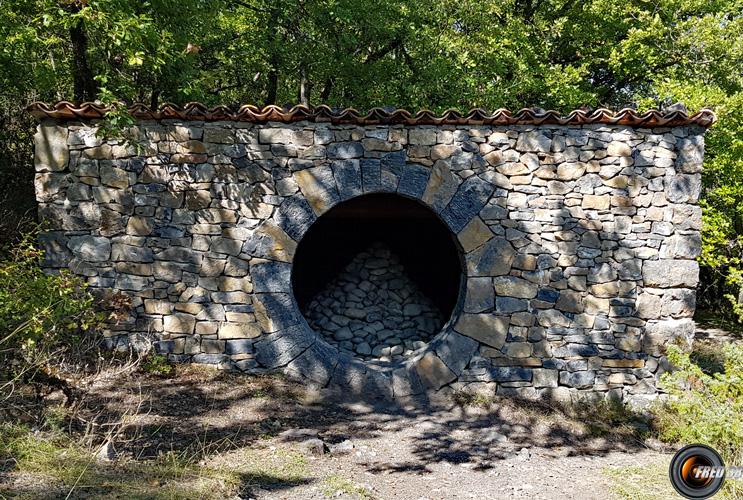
{"left": 655, "top": 343, "right": 743, "bottom": 495}
{"left": 141, "top": 354, "right": 174, "bottom": 377}
{"left": 0, "top": 229, "right": 101, "bottom": 400}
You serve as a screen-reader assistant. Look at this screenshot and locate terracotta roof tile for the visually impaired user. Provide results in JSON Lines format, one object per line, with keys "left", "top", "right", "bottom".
{"left": 27, "top": 101, "right": 716, "bottom": 128}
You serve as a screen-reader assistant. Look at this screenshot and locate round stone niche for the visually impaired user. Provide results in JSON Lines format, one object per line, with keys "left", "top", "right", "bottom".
{"left": 292, "top": 193, "right": 463, "bottom": 363}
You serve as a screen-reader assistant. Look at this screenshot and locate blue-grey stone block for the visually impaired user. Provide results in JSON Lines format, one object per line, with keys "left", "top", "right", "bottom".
{"left": 537, "top": 288, "right": 560, "bottom": 303}
{"left": 464, "top": 277, "right": 495, "bottom": 313}
{"left": 251, "top": 260, "right": 292, "bottom": 293}
{"left": 254, "top": 325, "right": 315, "bottom": 369}
{"left": 154, "top": 340, "right": 176, "bottom": 354}
{"left": 553, "top": 343, "right": 599, "bottom": 357}
{"left": 135, "top": 183, "right": 166, "bottom": 193}
{"left": 253, "top": 293, "right": 302, "bottom": 332}
{"left": 192, "top": 354, "right": 229, "bottom": 364}
{"left": 127, "top": 157, "right": 146, "bottom": 173}
{"left": 361, "top": 159, "right": 381, "bottom": 193}
{"left": 610, "top": 305, "right": 634, "bottom": 317}
{"left": 155, "top": 226, "right": 185, "bottom": 238}
{"left": 594, "top": 316, "right": 611, "bottom": 330}
{"left": 602, "top": 350, "right": 625, "bottom": 359}
{"left": 286, "top": 341, "right": 337, "bottom": 385}
{"left": 588, "top": 331, "right": 615, "bottom": 344}
{"left": 275, "top": 194, "right": 316, "bottom": 241}
{"left": 545, "top": 327, "right": 576, "bottom": 336}
{"left": 440, "top": 175, "right": 494, "bottom": 232}
{"left": 225, "top": 304, "right": 255, "bottom": 313}
{"left": 559, "top": 370, "right": 595, "bottom": 388}
{"left": 392, "top": 366, "right": 425, "bottom": 398}
{"left": 542, "top": 358, "right": 565, "bottom": 370}
{"left": 398, "top": 164, "right": 431, "bottom": 199}
{"left": 435, "top": 331, "right": 479, "bottom": 375}
{"left": 496, "top": 296, "right": 528, "bottom": 313}
{"left": 490, "top": 367, "right": 533, "bottom": 382}
{"left": 168, "top": 354, "right": 191, "bottom": 363}
{"left": 235, "top": 359, "right": 258, "bottom": 371}
{"left": 332, "top": 160, "right": 363, "bottom": 200}
{"left": 225, "top": 339, "right": 254, "bottom": 355}
{"left": 380, "top": 150, "right": 405, "bottom": 191}
{"left": 625, "top": 352, "right": 647, "bottom": 360}
{"left": 327, "top": 142, "right": 364, "bottom": 159}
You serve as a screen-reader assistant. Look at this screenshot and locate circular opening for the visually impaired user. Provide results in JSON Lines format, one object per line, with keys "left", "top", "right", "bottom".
{"left": 292, "top": 193, "right": 463, "bottom": 363}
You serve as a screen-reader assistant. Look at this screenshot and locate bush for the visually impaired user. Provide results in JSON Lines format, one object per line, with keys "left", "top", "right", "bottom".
{"left": 0, "top": 229, "right": 101, "bottom": 402}
{"left": 141, "top": 354, "right": 174, "bottom": 377}
{"left": 655, "top": 344, "right": 743, "bottom": 495}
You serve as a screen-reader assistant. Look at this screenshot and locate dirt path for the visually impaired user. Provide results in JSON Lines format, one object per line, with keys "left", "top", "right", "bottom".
{"left": 3, "top": 359, "right": 687, "bottom": 499}
{"left": 233, "top": 396, "right": 673, "bottom": 500}
{"left": 250, "top": 404, "right": 671, "bottom": 500}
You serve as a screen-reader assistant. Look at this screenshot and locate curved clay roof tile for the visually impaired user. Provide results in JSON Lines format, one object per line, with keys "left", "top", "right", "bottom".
{"left": 26, "top": 101, "right": 716, "bottom": 128}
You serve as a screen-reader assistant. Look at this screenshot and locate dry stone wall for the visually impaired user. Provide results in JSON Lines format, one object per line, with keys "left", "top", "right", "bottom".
{"left": 33, "top": 115, "right": 707, "bottom": 406}
{"left": 305, "top": 242, "right": 444, "bottom": 362}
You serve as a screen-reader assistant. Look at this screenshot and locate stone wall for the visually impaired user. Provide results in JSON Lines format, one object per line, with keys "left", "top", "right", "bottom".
{"left": 33, "top": 115, "right": 707, "bottom": 406}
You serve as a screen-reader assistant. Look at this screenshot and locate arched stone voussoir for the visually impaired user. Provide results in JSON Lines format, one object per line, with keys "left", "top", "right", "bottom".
{"left": 397, "top": 163, "right": 431, "bottom": 199}
{"left": 432, "top": 329, "right": 479, "bottom": 376}
{"left": 285, "top": 339, "right": 339, "bottom": 387}
{"left": 275, "top": 193, "right": 317, "bottom": 242}
{"left": 439, "top": 174, "right": 495, "bottom": 233}
{"left": 293, "top": 164, "right": 341, "bottom": 217}
{"left": 332, "top": 159, "right": 363, "bottom": 201}
{"left": 243, "top": 221, "right": 297, "bottom": 262}
{"left": 329, "top": 353, "right": 394, "bottom": 400}
{"left": 391, "top": 364, "right": 425, "bottom": 398}
{"left": 251, "top": 260, "right": 292, "bottom": 293}
{"left": 253, "top": 292, "right": 303, "bottom": 334}
{"left": 254, "top": 324, "right": 316, "bottom": 369}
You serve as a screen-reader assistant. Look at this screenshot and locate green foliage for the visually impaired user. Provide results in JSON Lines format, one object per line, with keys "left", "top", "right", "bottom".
{"left": 0, "top": 0, "right": 742, "bottom": 316}
{"left": 0, "top": 422, "right": 243, "bottom": 499}
{"left": 141, "top": 354, "right": 174, "bottom": 377}
{"left": 656, "top": 344, "right": 743, "bottom": 469}
{"left": 0, "top": 228, "right": 101, "bottom": 383}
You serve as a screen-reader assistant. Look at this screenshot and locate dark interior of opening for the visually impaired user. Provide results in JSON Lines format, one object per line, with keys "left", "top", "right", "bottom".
{"left": 292, "top": 193, "right": 462, "bottom": 319}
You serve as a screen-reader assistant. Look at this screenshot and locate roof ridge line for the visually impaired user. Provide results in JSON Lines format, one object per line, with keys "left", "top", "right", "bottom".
{"left": 26, "top": 101, "right": 716, "bottom": 128}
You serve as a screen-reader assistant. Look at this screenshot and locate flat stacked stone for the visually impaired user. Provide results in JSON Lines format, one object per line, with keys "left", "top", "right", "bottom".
{"left": 32, "top": 114, "right": 708, "bottom": 403}
{"left": 304, "top": 242, "right": 443, "bottom": 362}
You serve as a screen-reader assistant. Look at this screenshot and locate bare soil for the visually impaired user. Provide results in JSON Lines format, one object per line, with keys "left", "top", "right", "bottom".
{"left": 1, "top": 362, "right": 679, "bottom": 499}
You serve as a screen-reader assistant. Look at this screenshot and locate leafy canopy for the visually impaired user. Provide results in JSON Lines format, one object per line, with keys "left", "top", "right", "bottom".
{"left": 0, "top": 0, "right": 742, "bottom": 317}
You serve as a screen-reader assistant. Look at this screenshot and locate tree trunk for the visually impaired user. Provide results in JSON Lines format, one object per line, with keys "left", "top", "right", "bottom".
{"left": 299, "top": 64, "right": 310, "bottom": 106}
{"left": 319, "top": 77, "right": 334, "bottom": 103}
{"left": 266, "top": 58, "right": 278, "bottom": 105}
{"left": 70, "top": 20, "right": 97, "bottom": 101}
{"left": 150, "top": 89, "right": 161, "bottom": 110}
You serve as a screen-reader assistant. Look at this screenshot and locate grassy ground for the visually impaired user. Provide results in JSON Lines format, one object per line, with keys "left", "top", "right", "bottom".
{"left": 1, "top": 319, "right": 741, "bottom": 499}
{"left": 0, "top": 366, "right": 379, "bottom": 499}
{"left": 605, "top": 462, "right": 743, "bottom": 500}
{"left": 604, "top": 463, "right": 679, "bottom": 500}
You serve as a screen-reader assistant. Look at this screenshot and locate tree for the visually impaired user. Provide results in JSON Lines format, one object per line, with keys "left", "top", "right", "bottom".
{"left": 0, "top": 0, "right": 741, "bottom": 318}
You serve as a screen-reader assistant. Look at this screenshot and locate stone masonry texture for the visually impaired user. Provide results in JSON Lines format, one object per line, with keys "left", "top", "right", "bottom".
{"left": 33, "top": 116, "right": 707, "bottom": 407}
{"left": 304, "top": 242, "right": 443, "bottom": 362}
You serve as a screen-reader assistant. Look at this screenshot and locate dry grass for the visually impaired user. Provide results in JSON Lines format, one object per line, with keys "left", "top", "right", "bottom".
{"left": 603, "top": 462, "right": 678, "bottom": 500}
{"left": 450, "top": 389, "right": 649, "bottom": 443}
{"left": 0, "top": 422, "right": 243, "bottom": 499}
{"left": 320, "top": 474, "right": 375, "bottom": 499}
{"left": 0, "top": 356, "right": 316, "bottom": 499}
